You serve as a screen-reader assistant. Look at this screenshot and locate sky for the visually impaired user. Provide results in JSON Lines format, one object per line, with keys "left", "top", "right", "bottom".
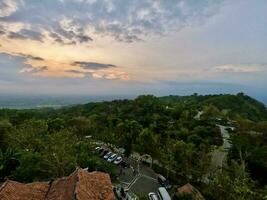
{"left": 0, "top": 0, "right": 267, "bottom": 102}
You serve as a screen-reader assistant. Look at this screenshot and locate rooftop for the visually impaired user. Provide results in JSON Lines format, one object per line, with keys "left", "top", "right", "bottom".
{"left": 177, "top": 183, "right": 205, "bottom": 200}
{"left": 0, "top": 168, "right": 115, "bottom": 200}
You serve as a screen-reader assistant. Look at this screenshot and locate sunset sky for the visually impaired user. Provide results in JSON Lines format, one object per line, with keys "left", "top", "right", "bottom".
{"left": 0, "top": 0, "right": 267, "bottom": 101}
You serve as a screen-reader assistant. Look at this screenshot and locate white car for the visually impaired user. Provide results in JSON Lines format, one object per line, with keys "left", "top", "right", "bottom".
{"left": 104, "top": 151, "right": 113, "bottom": 159}
{"left": 148, "top": 192, "right": 159, "bottom": 200}
{"left": 107, "top": 154, "right": 117, "bottom": 162}
{"left": 113, "top": 156, "right": 122, "bottom": 164}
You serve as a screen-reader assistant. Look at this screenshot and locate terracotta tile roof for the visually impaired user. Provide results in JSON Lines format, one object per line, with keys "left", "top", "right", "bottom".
{"left": 0, "top": 180, "right": 49, "bottom": 200}
{"left": 0, "top": 169, "right": 115, "bottom": 200}
{"left": 177, "top": 183, "right": 205, "bottom": 200}
{"left": 76, "top": 171, "right": 115, "bottom": 200}
{"left": 45, "top": 169, "right": 78, "bottom": 200}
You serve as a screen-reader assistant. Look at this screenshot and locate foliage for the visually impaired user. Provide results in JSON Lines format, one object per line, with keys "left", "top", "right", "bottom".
{"left": 204, "top": 161, "right": 264, "bottom": 200}
{"left": 0, "top": 93, "right": 266, "bottom": 198}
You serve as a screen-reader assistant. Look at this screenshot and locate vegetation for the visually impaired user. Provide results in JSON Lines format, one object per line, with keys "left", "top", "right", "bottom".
{"left": 0, "top": 93, "right": 267, "bottom": 199}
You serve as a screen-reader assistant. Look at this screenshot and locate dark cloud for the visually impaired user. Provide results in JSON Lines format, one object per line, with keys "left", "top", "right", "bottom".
{"left": 19, "top": 29, "right": 43, "bottom": 41}
{"left": 77, "top": 35, "right": 92, "bottom": 43}
{"left": 49, "top": 32, "right": 65, "bottom": 44}
{"left": 8, "top": 29, "right": 43, "bottom": 42}
{"left": 72, "top": 61, "right": 116, "bottom": 69}
{"left": 66, "top": 69, "right": 87, "bottom": 74}
{"left": 17, "top": 53, "right": 44, "bottom": 61}
{"left": 49, "top": 22, "right": 93, "bottom": 45}
{"left": 8, "top": 31, "right": 27, "bottom": 39}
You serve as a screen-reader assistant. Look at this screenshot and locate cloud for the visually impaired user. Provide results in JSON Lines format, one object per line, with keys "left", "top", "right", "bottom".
{"left": 0, "top": 0, "right": 20, "bottom": 18}
{"left": 67, "top": 62, "right": 128, "bottom": 80}
{"left": 8, "top": 29, "right": 43, "bottom": 41}
{"left": 49, "top": 18, "right": 93, "bottom": 44}
{"left": 65, "top": 69, "right": 87, "bottom": 74}
{"left": 0, "top": 0, "right": 224, "bottom": 43}
{"left": 212, "top": 64, "right": 266, "bottom": 73}
{"left": 20, "top": 65, "right": 48, "bottom": 74}
{"left": 72, "top": 61, "right": 116, "bottom": 69}
{"left": 16, "top": 53, "right": 44, "bottom": 61}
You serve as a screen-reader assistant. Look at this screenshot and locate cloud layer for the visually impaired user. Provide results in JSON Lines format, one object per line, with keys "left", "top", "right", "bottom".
{"left": 0, "top": 0, "right": 225, "bottom": 81}
{"left": 0, "top": 0, "right": 224, "bottom": 43}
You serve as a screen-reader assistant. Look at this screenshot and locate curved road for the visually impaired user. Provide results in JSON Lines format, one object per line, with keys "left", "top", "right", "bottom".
{"left": 210, "top": 125, "right": 232, "bottom": 169}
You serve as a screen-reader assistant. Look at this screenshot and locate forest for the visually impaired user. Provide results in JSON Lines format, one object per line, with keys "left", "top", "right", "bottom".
{"left": 0, "top": 93, "right": 267, "bottom": 200}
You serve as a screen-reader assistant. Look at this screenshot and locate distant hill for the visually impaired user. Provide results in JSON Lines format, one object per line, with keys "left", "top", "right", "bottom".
{"left": 160, "top": 93, "right": 267, "bottom": 121}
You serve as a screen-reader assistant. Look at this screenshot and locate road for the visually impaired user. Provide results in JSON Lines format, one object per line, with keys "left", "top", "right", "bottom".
{"left": 210, "top": 125, "right": 232, "bottom": 169}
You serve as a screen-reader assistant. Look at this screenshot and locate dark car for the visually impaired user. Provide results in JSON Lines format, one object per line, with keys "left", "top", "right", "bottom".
{"left": 98, "top": 148, "right": 104, "bottom": 154}
{"left": 157, "top": 174, "right": 172, "bottom": 190}
{"left": 96, "top": 147, "right": 104, "bottom": 153}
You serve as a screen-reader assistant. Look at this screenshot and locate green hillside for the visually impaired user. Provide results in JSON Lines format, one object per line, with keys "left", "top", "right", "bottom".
{"left": 160, "top": 93, "right": 267, "bottom": 121}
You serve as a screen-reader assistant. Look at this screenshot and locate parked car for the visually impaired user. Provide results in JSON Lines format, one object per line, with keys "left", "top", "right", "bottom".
{"left": 99, "top": 149, "right": 109, "bottom": 157}
{"left": 148, "top": 192, "right": 159, "bottom": 200}
{"left": 104, "top": 151, "right": 113, "bottom": 159}
{"left": 157, "top": 174, "right": 172, "bottom": 190}
{"left": 114, "top": 156, "right": 122, "bottom": 164}
{"left": 107, "top": 154, "right": 117, "bottom": 162}
{"left": 157, "top": 187, "right": 171, "bottom": 200}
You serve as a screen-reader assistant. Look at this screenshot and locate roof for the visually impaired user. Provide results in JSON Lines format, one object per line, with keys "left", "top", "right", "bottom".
{"left": 177, "top": 183, "right": 205, "bottom": 200}
{"left": 0, "top": 169, "right": 115, "bottom": 200}
{"left": 0, "top": 180, "right": 49, "bottom": 200}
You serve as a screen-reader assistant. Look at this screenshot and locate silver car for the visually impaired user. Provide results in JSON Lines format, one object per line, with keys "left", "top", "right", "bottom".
{"left": 107, "top": 154, "right": 117, "bottom": 162}
{"left": 103, "top": 151, "right": 113, "bottom": 159}
{"left": 113, "top": 156, "right": 122, "bottom": 164}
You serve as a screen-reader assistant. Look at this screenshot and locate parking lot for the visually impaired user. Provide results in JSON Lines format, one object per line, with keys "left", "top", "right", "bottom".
{"left": 94, "top": 146, "right": 165, "bottom": 198}
{"left": 117, "top": 158, "right": 161, "bottom": 196}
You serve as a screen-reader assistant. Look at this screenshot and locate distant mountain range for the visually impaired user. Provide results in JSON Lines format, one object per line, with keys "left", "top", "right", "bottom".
{"left": 0, "top": 93, "right": 266, "bottom": 112}
{"left": 0, "top": 94, "right": 135, "bottom": 109}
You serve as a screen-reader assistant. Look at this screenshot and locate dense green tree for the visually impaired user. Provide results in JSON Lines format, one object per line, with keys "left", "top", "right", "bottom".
{"left": 0, "top": 120, "right": 12, "bottom": 150}
{"left": 205, "top": 161, "right": 262, "bottom": 200}
{"left": 117, "top": 120, "right": 142, "bottom": 156}
{"left": 136, "top": 128, "right": 159, "bottom": 161}
{"left": 68, "top": 117, "right": 91, "bottom": 137}
{"left": 0, "top": 148, "right": 20, "bottom": 180}
{"left": 47, "top": 118, "right": 65, "bottom": 132}
{"left": 10, "top": 151, "right": 46, "bottom": 182}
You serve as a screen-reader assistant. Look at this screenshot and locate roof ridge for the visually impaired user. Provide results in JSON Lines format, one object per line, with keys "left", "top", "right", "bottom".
{"left": 73, "top": 168, "right": 87, "bottom": 200}
{"left": 0, "top": 180, "right": 9, "bottom": 193}
{"left": 72, "top": 169, "right": 80, "bottom": 200}
{"left": 44, "top": 179, "right": 54, "bottom": 200}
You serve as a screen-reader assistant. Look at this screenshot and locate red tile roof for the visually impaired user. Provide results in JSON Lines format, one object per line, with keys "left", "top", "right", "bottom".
{"left": 0, "top": 180, "right": 49, "bottom": 200}
{"left": 0, "top": 169, "right": 115, "bottom": 200}
{"left": 177, "top": 183, "right": 205, "bottom": 200}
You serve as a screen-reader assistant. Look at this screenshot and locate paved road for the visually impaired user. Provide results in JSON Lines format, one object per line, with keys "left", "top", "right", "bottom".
{"left": 210, "top": 125, "right": 232, "bottom": 169}
{"left": 218, "top": 125, "right": 231, "bottom": 150}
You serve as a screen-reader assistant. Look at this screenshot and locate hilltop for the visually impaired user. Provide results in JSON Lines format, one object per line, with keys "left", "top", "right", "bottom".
{"left": 160, "top": 93, "right": 267, "bottom": 121}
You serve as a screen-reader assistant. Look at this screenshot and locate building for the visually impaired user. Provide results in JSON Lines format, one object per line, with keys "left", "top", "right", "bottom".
{"left": 0, "top": 168, "right": 115, "bottom": 200}
{"left": 177, "top": 183, "right": 205, "bottom": 200}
